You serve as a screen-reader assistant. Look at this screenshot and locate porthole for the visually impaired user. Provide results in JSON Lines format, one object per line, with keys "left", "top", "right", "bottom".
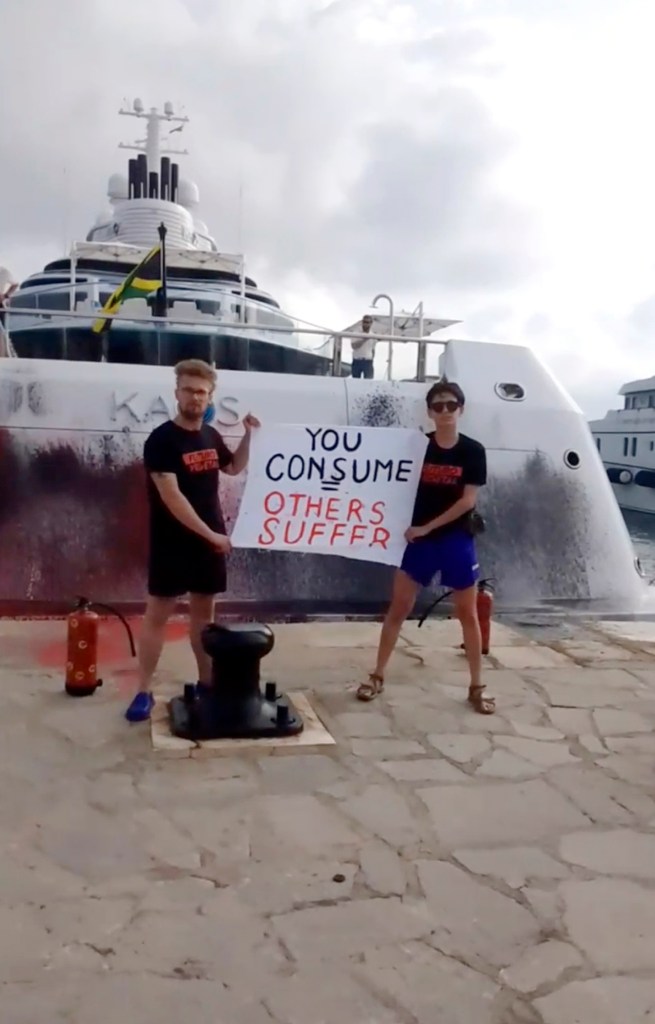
{"left": 564, "top": 450, "right": 580, "bottom": 469}
{"left": 494, "top": 382, "right": 525, "bottom": 401}
{"left": 607, "top": 467, "right": 633, "bottom": 485}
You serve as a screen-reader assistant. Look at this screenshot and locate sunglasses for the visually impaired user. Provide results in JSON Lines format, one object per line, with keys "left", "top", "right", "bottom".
{"left": 430, "top": 400, "right": 460, "bottom": 414}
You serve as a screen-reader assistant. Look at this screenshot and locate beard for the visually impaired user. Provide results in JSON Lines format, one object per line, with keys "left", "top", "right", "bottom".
{"left": 177, "top": 404, "right": 204, "bottom": 424}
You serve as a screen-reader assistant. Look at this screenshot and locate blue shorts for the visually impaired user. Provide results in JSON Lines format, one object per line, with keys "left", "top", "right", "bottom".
{"left": 400, "top": 530, "right": 479, "bottom": 591}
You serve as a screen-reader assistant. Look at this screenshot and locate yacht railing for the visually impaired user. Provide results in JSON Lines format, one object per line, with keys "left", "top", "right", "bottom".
{"left": 1, "top": 304, "right": 447, "bottom": 381}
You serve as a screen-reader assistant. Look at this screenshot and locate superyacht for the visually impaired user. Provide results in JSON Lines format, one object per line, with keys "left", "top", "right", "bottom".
{"left": 3, "top": 100, "right": 446, "bottom": 375}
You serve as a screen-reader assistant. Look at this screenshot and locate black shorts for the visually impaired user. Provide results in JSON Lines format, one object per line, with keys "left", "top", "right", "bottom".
{"left": 148, "top": 545, "right": 227, "bottom": 598}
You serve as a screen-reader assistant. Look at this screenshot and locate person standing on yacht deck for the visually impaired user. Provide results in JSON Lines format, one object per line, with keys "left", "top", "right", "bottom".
{"left": 351, "top": 314, "right": 376, "bottom": 379}
{"left": 125, "top": 358, "right": 260, "bottom": 722}
{"left": 0, "top": 266, "right": 17, "bottom": 329}
{"left": 357, "top": 379, "right": 495, "bottom": 714}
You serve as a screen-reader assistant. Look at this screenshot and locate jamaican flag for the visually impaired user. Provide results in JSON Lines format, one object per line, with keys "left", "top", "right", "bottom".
{"left": 92, "top": 243, "right": 163, "bottom": 334}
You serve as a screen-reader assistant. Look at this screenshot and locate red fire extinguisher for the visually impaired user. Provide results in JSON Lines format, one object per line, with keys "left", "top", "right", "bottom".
{"left": 417, "top": 576, "right": 495, "bottom": 655}
{"left": 65, "top": 596, "right": 136, "bottom": 697}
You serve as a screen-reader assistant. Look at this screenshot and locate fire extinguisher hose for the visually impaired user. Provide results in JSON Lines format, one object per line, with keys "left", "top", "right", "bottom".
{"left": 76, "top": 598, "right": 137, "bottom": 657}
{"left": 417, "top": 577, "right": 496, "bottom": 629}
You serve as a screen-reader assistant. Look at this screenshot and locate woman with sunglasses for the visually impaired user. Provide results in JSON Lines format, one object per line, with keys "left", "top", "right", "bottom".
{"left": 358, "top": 379, "right": 494, "bottom": 714}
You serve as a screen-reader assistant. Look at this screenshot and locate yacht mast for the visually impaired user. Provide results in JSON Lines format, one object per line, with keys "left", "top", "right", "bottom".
{"left": 118, "top": 98, "right": 189, "bottom": 170}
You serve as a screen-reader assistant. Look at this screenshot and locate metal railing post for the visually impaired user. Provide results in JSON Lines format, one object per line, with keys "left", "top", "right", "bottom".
{"left": 331, "top": 335, "right": 343, "bottom": 377}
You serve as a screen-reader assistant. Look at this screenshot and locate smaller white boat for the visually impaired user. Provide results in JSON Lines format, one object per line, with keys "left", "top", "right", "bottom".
{"left": 589, "top": 375, "right": 655, "bottom": 515}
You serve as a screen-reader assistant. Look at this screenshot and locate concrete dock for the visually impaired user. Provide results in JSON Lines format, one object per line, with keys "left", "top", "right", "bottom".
{"left": 1, "top": 611, "right": 655, "bottom": 1023}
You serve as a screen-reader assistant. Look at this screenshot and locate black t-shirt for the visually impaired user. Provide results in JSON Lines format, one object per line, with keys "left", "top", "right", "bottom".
{"left": 411, "top": 432, "right": 487, "bottom": 540}
{"left": 143, "top": 420, "right": 234, "bottom": 549}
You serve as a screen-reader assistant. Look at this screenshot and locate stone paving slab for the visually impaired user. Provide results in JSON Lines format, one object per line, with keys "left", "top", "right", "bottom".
{"left": 1, "top": 614, "right": 655, "bottom": 1022}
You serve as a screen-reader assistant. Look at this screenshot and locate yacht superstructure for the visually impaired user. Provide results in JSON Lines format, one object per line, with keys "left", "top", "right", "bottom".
{"left": 589, "top": 376, "right": 655, "bottom": 514}
{"left": 5, "top": 100, "right": 341, "bottom": 373}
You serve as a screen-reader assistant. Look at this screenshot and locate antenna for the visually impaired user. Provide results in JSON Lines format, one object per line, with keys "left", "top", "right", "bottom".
{"left": 117, "top": 101, "right": 190, "bottom": 161}
{"left": 237, "top": 173, "right": 244, "bottom": 253}
{"left": 61, "top": 163, "right": 70, "bottom": 256}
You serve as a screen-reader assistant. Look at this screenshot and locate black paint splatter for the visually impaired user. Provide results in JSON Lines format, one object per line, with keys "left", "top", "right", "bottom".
{"left": 474, "top": 449, "right": 592, "bottom": 603}
{"left": 354, "top": 389, "right": 403, "bottom": 427}
{"left": 27, "top": 381, "right": 47, "bottom": 416}
{"left": 0, "top": 380, "right": 23, "bottom": 419}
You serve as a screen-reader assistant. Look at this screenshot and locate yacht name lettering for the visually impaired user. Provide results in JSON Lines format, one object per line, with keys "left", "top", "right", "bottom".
{"left": 215, "top": 395, "right": 240, "bottom": 425}
{"left": 110, "top": 391, "right": 142, "bottom": 422}
{"left": 109, "top": 391, "right": 242, "bottom": 425}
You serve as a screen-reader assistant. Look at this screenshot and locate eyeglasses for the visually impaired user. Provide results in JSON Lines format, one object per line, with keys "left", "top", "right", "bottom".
{"left": 430, "top": 400, "right": 460, "bottom": 414}
{"left": 179, "top": 386, "right": 211, "bottom": 398}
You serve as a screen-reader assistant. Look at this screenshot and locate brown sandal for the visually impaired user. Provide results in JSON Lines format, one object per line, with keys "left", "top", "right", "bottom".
{"left": 468, "top": 685, "right": 496, "bottom": 715}
{"left": 357, "top": 673, "right": 384, "bottom": 702}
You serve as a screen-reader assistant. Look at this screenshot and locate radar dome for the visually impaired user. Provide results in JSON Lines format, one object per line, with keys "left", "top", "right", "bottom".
{"left": 108, "top": 173, "right": 128, "bottom": 200}
{"left": 177, "top": 178, "right": 200, "bottom": 207}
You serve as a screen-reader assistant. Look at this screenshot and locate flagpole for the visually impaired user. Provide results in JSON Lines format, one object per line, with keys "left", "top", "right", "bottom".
{"left": 157, "top": 222, "right": 168, "bottom": 318}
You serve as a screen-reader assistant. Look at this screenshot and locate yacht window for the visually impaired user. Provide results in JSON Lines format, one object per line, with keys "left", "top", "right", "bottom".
{"left": 26, "top": 275, "right": 84, "bottom": 288}
{"left": 651, "top": 441, "right": 654, "bottom": 451}
{"left": 596, "top": 437, "right": 601, "bottom": 451}
{"left": 196, "top": 299, "right": 220, "bottom": 315}
{"left": 623, "top": 437, "right": 629, "bottom": 456}
{"left": 631, "top": 437, "right": 637, "bottom": 457}
{"left": 37, "top": 292, "right": 72, "bottom": 312}
{"left": 9, "top": 293, "right": 38, "bottom": 310}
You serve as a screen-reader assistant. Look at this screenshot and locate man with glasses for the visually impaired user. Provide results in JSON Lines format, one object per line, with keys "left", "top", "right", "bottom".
{"left": 125, "top": 358, "right": 260, "bottom": 722}
{"left": 358, "top": 379, "right": 494, "bottom": 714}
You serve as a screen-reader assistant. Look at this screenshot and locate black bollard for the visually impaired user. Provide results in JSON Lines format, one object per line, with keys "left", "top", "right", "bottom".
{"left": 168, "top": 622, "right": 304, "bottom": 741}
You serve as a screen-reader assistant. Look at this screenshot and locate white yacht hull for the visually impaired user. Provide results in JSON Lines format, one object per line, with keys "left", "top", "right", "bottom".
{"left": 0, "top": 339, "right": 645, "bottom": 616}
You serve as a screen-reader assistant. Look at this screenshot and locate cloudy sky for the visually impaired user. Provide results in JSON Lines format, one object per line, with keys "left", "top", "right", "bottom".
{"left": 3, "top": 0, "right": 655, "bottom": 418}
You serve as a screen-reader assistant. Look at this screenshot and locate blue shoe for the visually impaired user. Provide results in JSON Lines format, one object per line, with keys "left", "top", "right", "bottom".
{"left": 125, "top": 691, "right": 154, "bottom": 722}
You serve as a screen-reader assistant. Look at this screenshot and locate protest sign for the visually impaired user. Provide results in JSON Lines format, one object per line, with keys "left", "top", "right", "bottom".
{"left": 230, "top": 424, "right": 428, "bottom": 566}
